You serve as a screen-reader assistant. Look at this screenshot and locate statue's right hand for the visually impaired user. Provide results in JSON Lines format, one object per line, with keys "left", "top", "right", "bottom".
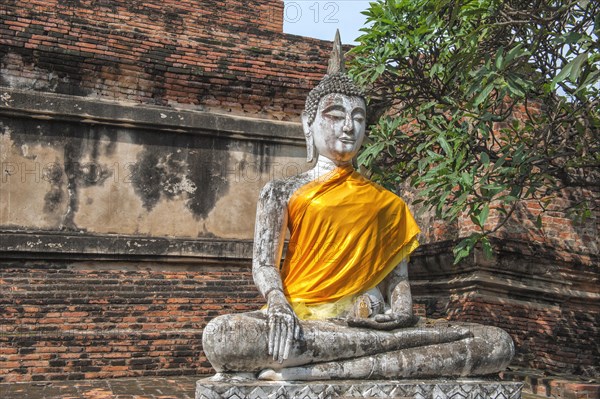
{"left": 266, "top": 290, "right": 300, "bottom": 363}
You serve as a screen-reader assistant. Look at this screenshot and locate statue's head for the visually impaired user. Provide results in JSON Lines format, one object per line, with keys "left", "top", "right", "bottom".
{"left": 302, "top": 31, "right": 366, "bottom": 164}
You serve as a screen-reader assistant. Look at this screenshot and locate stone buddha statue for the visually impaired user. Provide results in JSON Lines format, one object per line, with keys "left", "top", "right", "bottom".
{"left": 201, "top": 32, "right": 514, "bottom": 382}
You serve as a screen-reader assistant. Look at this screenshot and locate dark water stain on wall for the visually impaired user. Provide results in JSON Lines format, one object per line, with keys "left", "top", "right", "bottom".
{"left": 60, "top": 124, "right": 113, "bottom": 230}
{"left": 57, "top": 0, "right": 81, "bottom": 6}
{"left": 43, "top": 159, "right": 65, "bottom": 214}
{"left": 130, "top": 150, "right": 164, "bottom": 211}
{"left": 1, "top": 45, "right": 90, "bottom": 95}
{"left": 251, "top": 141, "right": 272, "bottom": 174}
{"left": 185, "top": 138, "right": 229, "bottom": 219}
{"left": 129, "top": 134, "right": 230, "bottom": 219}
{"left": 1, "top": 117, "right": 115, "bottom": 230}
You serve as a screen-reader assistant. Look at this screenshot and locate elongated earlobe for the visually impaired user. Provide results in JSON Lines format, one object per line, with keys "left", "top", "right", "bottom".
{"left": 301, "top": 111, "right": 314, "bottom": 163}
{"left": 305, "top": 132, "right": 314, "bottom": 163}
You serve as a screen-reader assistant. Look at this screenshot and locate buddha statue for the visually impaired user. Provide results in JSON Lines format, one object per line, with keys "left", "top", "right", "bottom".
{"left": 201, "top": 31, "right": 514, "bottom": 382}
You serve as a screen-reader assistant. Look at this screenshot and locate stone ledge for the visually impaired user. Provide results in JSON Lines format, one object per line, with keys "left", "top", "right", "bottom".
{"left": 195, "top": 378, "right": 523, "bottom": 399}
{"left": 0, "top": 230, "right": 253, "bottom": 262}
{"left": 0, "top": 87, "right": 304, "bottom": 145}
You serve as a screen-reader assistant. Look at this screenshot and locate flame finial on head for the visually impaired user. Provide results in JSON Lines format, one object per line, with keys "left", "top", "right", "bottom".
{"left": 327, "top": 29, "right": 345, "bottom": 75}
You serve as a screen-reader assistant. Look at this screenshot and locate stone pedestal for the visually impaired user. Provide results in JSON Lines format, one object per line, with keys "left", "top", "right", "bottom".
{"left": 196, "top": 378, "right": 523, "bottom": 398}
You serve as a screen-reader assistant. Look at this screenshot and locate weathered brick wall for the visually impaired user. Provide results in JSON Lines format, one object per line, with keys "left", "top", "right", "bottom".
{"left": 0, "top": 263, "right": 263, "bottom": 382}
{"left": 401, "top": 171, "right": 598, "bottom": 268}
{"left": 3, "top": 246, "right": 597, "bottom": 382}
{"left": 0, "top": 260, "right": 431, "bottom": 382}
{"left": 459, "top": 192, "right": 599, "bottom": 266}
{"left": 448, "top": 295, "right": 598, "bottom": 376}
{"left": 1, "top": 0, "right": 327, "bottom": 121}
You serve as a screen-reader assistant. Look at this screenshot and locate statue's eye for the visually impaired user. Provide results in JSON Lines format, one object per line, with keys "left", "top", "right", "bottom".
{"left": 324, "top": 110, "right": 346, "bottom": 119}
{"left": 353, "top": 115, "right": 365, "bottom": 123}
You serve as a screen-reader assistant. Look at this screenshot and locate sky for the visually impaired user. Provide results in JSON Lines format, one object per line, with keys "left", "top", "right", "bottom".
{"left": 283, "top": 1, "right": 372, "bottom": 44}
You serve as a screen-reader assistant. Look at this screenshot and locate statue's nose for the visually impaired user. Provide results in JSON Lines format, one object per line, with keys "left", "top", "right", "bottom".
{"left": 342, "top": 114, "right": 354, "bottom": 133}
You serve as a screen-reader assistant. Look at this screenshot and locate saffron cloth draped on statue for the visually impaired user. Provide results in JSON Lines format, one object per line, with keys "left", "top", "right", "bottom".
{"left": 281, "top": 165, "right": 420, "bottom": 319}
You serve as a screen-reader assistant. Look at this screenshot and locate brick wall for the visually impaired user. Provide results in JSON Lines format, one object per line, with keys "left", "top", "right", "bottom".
{"left": 448, "top": 296, "right": 598, "bottom": 376}
{"left": 402, "top": 167, "right": 598, "bottom": 268}
{"left": 0, "top": 263, "right": 263, "bottom": 382}
{"left": 2, "top": 246, "right": 597, "bottom": 382}
{"left": 0, "top": 261, "right": 429, "bottom": 382}
{"left": 459, "top": 192, "right": 599, "bottom": 266}
{"left": 0, "top": 0, "right": 329, "bottom": 121}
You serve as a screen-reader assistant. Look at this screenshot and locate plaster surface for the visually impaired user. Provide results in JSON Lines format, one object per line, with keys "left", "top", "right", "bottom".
{"left": 0, "top": 88, "right": 309, "bottom": 241}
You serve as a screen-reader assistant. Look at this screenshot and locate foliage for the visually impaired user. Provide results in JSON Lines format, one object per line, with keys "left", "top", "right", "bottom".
{"left": 349, "top": 0, "right": 600, "bottom": 263}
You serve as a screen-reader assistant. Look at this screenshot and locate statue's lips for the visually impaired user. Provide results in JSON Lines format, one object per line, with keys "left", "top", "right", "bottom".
{"left": 339, "top": 139, "right": 356, "bottom": 144}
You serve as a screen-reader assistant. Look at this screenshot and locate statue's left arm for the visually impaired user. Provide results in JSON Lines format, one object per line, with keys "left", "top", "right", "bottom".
{"left": 377, "top": 259, "right": 418, "bottom": 326}
{"left": 349, "top": 260, "right": 418, "bottom": 330}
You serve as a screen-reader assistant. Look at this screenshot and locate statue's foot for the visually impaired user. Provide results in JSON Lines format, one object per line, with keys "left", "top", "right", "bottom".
{"left": 209, "top": 372, "right": 256, "bottom": 382}
{"left": 258, "top": 368, "right": 284, "bottom": 381}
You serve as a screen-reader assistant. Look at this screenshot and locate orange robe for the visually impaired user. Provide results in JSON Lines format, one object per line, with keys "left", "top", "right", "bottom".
{"left": 281, "top": 165, "right": 420, "bottom": 319}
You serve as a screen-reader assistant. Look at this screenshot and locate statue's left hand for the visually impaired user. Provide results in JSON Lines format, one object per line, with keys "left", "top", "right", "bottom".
{"left": 266, "top": 290, "right": 301, "bottom": 363}
{"left": 347, "top": 312, "right": 418, "bottom": 331}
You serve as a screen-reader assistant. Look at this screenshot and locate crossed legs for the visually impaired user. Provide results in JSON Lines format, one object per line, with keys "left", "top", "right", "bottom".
{"left": 202, "top": 312, "right": 514, "bottom": 380}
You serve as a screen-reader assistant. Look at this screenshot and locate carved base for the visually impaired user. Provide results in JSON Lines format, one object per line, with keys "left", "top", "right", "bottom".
{"left": 195, "top": 378, "right": 523, "bottom": 398}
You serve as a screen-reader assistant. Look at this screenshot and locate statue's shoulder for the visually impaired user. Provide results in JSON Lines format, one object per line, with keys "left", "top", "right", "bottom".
{"left": 258, "top": 174, "right": 312, "bottom": 205}
{"left": 357, "top": 173, "right": 408, "bottom": 205}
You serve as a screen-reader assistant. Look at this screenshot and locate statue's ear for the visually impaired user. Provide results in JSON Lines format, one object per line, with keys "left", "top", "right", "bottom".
{"left": 301, "top": 111, "right": 314, "bottom": 163}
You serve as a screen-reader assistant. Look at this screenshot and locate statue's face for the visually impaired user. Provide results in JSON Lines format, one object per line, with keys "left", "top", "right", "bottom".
{"left": 309, "top": 93, "right": 366, "bottom": 164}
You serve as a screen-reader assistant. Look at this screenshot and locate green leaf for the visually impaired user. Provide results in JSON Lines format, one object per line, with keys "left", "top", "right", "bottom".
{"left": 551, "top": 60, "right": 574, "bottom": 88}
{"left": 494, "top": 153, "right": 508, "bottom": 168}
{"left": 480, "top": 204, "right": 490, "bottom": 226}
{"left": 461, "top": 171, "right": 472, "bottom": 187}
{"left": 357, "top": 141, "right": 385, "bottom": 166}
{"left": 499, "top": 194, "right": 519, "bottom": 203}
{"left": 495, "top": 47, "right": 504, "bottom": 69}
{"left": 481, "top": 236, "right": 493, "bottom": 259}
{"left": 438, "top": 135, "right": 453, "bottom": 157}
{"left": 480, "top": 183, "right": 505, "bottom": 195}
{"left": 473, "top": 82, "right": 494, "bottom": 107}
{"left": 453, "top": 234, "right": 479, "bottom": 265}
{"left": 480, "top": 152, "right": 490, "bottom": 166}
{"left": 504, "top": 43, "right": 524, "bottom": 64}
{"left": 535, "top": 214, "right": 543, "bottom": 229}
{"left": 562, "top": 32, "right": 583, "bottom": 44}
{"left": 506, "top": 74, "right": 527, "bottom": 97}
{"left": 569, "top": 53, "right": 588, "bottom": 82}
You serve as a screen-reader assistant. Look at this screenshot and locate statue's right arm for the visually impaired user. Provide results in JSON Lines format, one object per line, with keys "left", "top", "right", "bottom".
{"left": 252, "top": 180, "right": 288, "bottom": 299}
{"left": 252, "top": 181, "right": 300, "bottom": 363}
